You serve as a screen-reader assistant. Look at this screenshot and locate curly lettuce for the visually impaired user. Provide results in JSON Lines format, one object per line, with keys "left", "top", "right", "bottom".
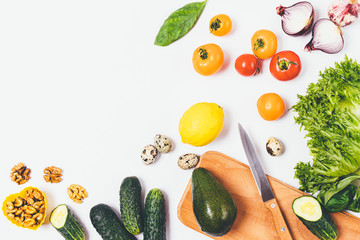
{"left": 292, "top": 56, "right": 360, "bottom": 203}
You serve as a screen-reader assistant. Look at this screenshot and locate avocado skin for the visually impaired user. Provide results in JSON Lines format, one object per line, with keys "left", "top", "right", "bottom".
{"left": 191, "top": 167, "right": 237, "bottom": 236}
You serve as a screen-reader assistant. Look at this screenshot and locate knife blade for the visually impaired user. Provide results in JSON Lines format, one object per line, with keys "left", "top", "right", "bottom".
{"left": 238, "top": 123, "right": 293, "bottom": 240}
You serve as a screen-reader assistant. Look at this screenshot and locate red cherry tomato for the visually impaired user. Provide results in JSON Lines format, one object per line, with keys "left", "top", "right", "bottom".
{"left": 234, "top": 54, "right": 260, "bottom": 77}
{"left": 269, "top": 51, "right": 301, "bottom": 81}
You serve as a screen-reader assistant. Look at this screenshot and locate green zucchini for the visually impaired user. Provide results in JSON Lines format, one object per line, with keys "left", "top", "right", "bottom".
{"left": 144, "top": 188, "right": 166, "bottom": 240}
{"left": 120, "top": 176, "right": 143, "bottom": 235}
{"left": 50, "top": 204, "right": 85, "bottom": 240}
{"left": 90, "top": 203, "right": 136, "bottom": 240}
{"left": 292, "top": 196, "right": 338, "bottom": 240}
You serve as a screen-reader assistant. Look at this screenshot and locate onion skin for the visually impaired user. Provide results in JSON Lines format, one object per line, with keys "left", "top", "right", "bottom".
{"left": 304, "top": 19, "right": 344, "bottom": 54}
{"left": 276, "top": 1, "right": 314, "bottom": 36}
{"left": 328, "top": 0, "right": 360, "bottom": 27}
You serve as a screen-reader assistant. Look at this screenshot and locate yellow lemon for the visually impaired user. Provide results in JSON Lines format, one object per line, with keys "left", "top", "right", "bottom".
{"left": 179, "top": 102, "right": 224, "bottom": 147}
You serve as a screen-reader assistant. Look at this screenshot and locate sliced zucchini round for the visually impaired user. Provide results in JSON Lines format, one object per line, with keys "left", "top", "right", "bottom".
{"left": 292, "top": 195, "right": 322, "bottom": 221}
{"left": 50, "top": 204, "right": 85, "bottom": 240}
{"left": 51, "top": 204, "right": 68, "bottom": 228}
{"left": 292, "top": 196, "right": 338, "bottom": 240}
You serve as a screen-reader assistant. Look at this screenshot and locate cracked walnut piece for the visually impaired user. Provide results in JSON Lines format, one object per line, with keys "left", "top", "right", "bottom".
{"left": 10, "top": 163, "right": 31, "bottom": 185}
{"left": 43, "top": 166, "right": 62, "bottom": 183}
{"left": 67, "top": 184, "right": 88, "bottom": 204}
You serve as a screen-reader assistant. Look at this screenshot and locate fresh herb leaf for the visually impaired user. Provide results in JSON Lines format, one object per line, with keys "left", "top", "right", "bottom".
{"left": 347, "top": 187, "right": 360, "bottom": 212}
{"left": 154, "top": 1, "right": 207, "bottom": 46}
{"left": 318, "top": 185, "right": 357, "bottom": 212}
{"left": 323, "top": 175, "right": 360, "bottom": 203}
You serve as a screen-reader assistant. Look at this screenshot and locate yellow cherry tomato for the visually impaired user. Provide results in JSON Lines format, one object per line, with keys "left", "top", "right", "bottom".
{"left": 251, "top": 29, "right": 277, "bottom": 59}
{"left": 257, "top": 93, "right": 285, "bottom": 121}
{"left": 209, "top": 14, "right": 232, "bottom": 36}
{"left": 192, "top": 43, "right": 224, "bottom": 76}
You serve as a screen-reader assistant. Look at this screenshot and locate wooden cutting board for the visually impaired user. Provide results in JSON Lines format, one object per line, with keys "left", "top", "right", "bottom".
{"left": 177, "top": 151, "right": 360, "bottom": 240}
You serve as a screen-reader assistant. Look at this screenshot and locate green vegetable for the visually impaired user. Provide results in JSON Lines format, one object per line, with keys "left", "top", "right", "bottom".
{"left": 120, "top": 176, "right": 143, "bottom": 235}
{"left": 347, "top": 189, "right": 360, "bottom": 212}
{"left": 90, "top": 203, "right": 136, "bottom": 240}
{"left": 191, "top": 167, "right": 237, "bottom": 237}
{"left": 292, "top": 196, "right": 338, "bottom": 240}
{"left": 50, "top": 204, "right": 85, "bottom": 240}
{"left": 318, "top": 185, "right": 357, "bottom": 212}
{"left": 154, "top": 1, "right": 207, "bottom": 46}
{"left": 292, "top": 56, "right": 360, "bottom": 199}
{"left": 143, "top": 188, "right": 166, "bottom": 240}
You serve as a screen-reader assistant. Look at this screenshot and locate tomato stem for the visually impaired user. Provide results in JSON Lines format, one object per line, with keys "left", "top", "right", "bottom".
{"left": 199, "top": 48, "right": 208, "bottom": 60}
{"left": 254, "top": 58, "right": 262, "bottom": 76}
{"left": 254, "top": 38, "right": 264, "bottom": 51}
{"left": 277, "top": 56, "right": 297, "bottom": 70}
{"left": 210, "top": 18, "right": 221, "bottom": 32}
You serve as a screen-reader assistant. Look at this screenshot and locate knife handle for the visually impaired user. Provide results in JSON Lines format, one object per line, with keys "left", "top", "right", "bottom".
{"left": 265, "top": 198, "right": 293, "bottom": 240}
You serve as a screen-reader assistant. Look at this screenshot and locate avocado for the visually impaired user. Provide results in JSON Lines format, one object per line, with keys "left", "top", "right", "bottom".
{"left": 191, "top": 167, "right": 237, "bottom": 236}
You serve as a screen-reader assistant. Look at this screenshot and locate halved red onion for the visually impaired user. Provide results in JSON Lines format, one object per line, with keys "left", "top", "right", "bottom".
{"left": 328, "top": 0, "right": 360, "bottom": 27}
{"left": 304, "top": 19, "right": 344, "bottom": 54}
{"left": 276, "top": 1, "right": 314, "bottom": 36}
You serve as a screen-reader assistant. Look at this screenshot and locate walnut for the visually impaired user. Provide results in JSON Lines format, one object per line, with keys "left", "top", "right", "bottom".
{"left": 10, "top": 163, "right": 31, "bottom": 185}
{"left": 43, "top": 166, "right": 62, "bottom": 183}
{"left": 67, "top": 184, "right": 88, "bottom": 204}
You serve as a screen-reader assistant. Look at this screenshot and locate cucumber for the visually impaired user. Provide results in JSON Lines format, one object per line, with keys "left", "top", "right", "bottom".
{"left": 90, "top": 203, "right": 136, "bottom": 240}
{"left": 120, "top": 176, "right": 143, "bottom": 235}
{"left": 144, "top": 188, "right": 166, "bottom": 240}
{"left": 292, "top": 196, "right": 338, "bottom": 240}
{"left": 50, "top": 204, "right": 85, "bottom": 240}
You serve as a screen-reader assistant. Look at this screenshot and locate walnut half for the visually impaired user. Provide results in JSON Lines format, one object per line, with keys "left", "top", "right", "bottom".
{"left": 10, "top": 163, "right": 31, "bottom": 185}
{"left": 67, "top": 184, "right": 88, "bottom": 204}
{"left": 43, "top": 166, "right": 62, "bottom": 183}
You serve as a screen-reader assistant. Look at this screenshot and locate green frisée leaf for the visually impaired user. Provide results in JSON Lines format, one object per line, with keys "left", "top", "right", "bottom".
{"left": 292, "top": 55, "right": 360, "bottom": 197}
{"left": 154, "top": 0, "right": 207, "bottom": 46}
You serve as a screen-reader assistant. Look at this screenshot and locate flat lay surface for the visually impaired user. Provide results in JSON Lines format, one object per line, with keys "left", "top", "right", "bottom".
{"left": 1, "top": 0, "right": 360, "bottom": 239}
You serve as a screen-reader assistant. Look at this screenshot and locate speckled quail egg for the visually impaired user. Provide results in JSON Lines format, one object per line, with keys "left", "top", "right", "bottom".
{"left": 141, "top": 144, "right": 158, "bottom": 165}
{"left": 178, "top": 153, "right": 199, "bottom": 170}
{"left": 266, "top": 137, "right": 283, "bottom": 156}
{"left": 154, "top": 134, "right": 172, "bottom": 153}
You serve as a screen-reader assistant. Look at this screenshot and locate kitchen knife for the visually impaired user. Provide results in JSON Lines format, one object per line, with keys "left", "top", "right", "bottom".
{"left": 238, "top": 123, "right": 293, "bottom": 240}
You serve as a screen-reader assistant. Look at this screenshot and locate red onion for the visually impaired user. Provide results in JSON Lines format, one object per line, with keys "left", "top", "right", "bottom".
{"left": 276, "top": 1, "right": 314, "bottom": 36}
{"left": 304, "top": 19, "right": 344, "bottom": 54}
{"left": 328, "top": 0, "right": 360, "bottom": 27}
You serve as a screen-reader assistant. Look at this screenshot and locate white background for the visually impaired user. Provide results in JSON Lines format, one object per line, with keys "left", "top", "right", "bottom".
{"left": 1, "top": 0, "right": 360, "bottom": 239}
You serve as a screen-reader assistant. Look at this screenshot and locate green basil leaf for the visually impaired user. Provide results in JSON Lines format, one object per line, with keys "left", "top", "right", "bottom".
{"left": 323, "top": 175, "right": 360, "bottom": 204}
{"left": 154, "top": 0, "right": 207, "bottom": 46}
{"left": 318, "top": 185, "right": 357, "bottom": 212}
{"left": 347, "top": 187, "right": 360, "bottom": 212}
